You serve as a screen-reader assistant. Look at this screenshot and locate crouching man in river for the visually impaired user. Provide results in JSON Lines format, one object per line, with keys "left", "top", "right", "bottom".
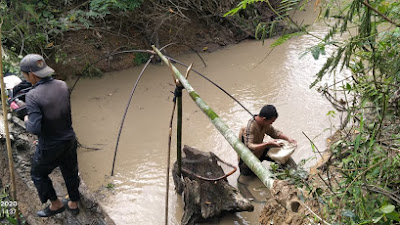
{"left": 238, "top": 104, "right": 297, "bottom": 176}
{"left": 20, "top": 54, "right": 80, "bottom": 217}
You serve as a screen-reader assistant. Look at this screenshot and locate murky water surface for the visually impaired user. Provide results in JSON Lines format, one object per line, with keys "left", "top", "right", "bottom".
{"left": 70, "top": 6, "right": 342, "bottom": 225}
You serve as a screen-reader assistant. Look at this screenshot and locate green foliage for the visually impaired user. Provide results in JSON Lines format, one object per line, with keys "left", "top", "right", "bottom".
{"left": 133, "top": 53, "right": 150, "bottom": 65}
{"left": 105, "top": 183, "right": 115, "bottom": 189}
{"left": 0, "top": 185, "right": 25, "bottom": 225}
{"left": 239, "top": 0, "right": 400, "bottom": 224}
{"left": 226, "top": 0, "right": 309, "bottom": 47}
{"left": 81, "top": 62, "right": 103, "bottom": 78}
{"left": 0, "top": 0, "right": 143, "bottom": 74}
{"left": 225, "top": 0, "right": 306, "bottom": 18}
{"left": 225, "top": 0, "right": 266, "bottom": 16}
{"left": 270, "top": 31, "right": 304, "bottom": 47}
{"left": 90, "top": 0, "right": 143, "bottom": 15}
{"left": 296, "top": 0, "right": 400, "bottom": 224}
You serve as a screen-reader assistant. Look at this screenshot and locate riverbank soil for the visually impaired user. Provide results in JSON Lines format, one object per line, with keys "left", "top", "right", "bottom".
{"left": 48, "top": 0, "right": 283, "bottom": 80}
{"left": 259, "top": 180, "right": 317, "bottom": 225}
{"left": 0, "top": 116, "right": 115, "bottom": 225}
{"left": 259, "top": 131, "right": 343, "bottom": 225}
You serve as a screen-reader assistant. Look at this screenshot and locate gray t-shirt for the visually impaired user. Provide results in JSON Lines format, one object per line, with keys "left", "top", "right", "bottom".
{"left": 25, "top": 77, "right": 75, "bottom": 150}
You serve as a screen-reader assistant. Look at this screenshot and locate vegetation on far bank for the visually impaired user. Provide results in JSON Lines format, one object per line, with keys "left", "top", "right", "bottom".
{"left": 0, "top": 0, "right": 145, "bottom": 76}
{"left": 0, "top": 0, "right": 299, "bottom": 78}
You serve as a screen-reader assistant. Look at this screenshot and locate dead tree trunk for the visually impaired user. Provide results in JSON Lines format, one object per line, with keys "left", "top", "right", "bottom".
{"left": 173, "top": 145, "right": 253, "bottom": 225}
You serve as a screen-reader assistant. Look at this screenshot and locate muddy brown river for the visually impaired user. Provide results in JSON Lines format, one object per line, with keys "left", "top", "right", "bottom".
{"left": 70, "top": 6, "right": 343, "bottom": 225}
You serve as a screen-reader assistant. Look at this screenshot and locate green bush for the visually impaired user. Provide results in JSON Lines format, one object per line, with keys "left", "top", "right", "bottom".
{"left": 0, "top": 0, "right": 144, "bottom": 74}
{"left": 228, "top": 0, "right": 400, "bottom": 224}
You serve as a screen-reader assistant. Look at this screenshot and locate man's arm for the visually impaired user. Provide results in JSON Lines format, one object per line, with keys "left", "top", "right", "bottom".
{"left": 246, "top": 128, "right": 283, "bottom": 158}
{"left": 277, "top": 133, "right": 297, "bottom": 145}
{"left": 266, "top": 125, "right": 297, "bottom": 145}
{"left": 24, "top": 94, "right": 42, "bottom": 135}
{"left": 24, "top": 112, "right": 42, "bottom": 135}
{"left": 248, "top": 140, "right": 284, "bottom": 152}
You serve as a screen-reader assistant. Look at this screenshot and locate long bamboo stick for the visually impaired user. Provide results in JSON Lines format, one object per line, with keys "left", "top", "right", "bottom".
{"left": 152, "top": 46, "right": 275, "bottom": 189}
{"left": 176, "top": 87, "right": 182, "bottom": 175}
{"left": 165, "top": 99, "right": 176, "bottom": 225}
{"left": 0, "top": 24, "right": 20, "bottom": 222}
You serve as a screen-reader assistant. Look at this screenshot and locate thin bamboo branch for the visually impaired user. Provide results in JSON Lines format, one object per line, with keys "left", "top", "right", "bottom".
{"left": 317, "top": 173, "right": 337, "bottom": 196}
{"left": 362, "top": 184, "right": 400, "bottom": 205}
{"left": 164, "top": 56, "right": 254, "bottom": 118}
{"left": 299, "top": 200, "right": 332, "bottom": 225}
{"left": 165, "top": 99, "right": 176, "bottom": 225}
{"left": 110, "top": 56, "right": 154, "bottom": 176}
{"left": 176, "top": 86, "right": 182, "bottom": 176}
{"left": 185, "top": 63, "right": 193, "bottom": 79}
{"left": 0, "top": 23, "right": 20, "bottom": 223}
{"left": 302, "top": 131, "right": 324, "bottom": 159}
{"left": 153, "top": 46, "right": 275, "bottom": 189}
{"left": 167, "top": 60, "right": 177, "bottom": 84}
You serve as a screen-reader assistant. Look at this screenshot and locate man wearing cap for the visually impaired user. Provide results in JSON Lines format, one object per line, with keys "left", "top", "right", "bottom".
{"left": 20, "top": 54, "right": 80, "bottom": 217}
{"left": 238, "top": 104, "right": 297, "bottom": 176}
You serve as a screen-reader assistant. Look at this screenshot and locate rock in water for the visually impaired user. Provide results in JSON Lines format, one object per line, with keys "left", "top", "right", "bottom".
{"left": 173, "top": 145, "right": 253, "bottom": 225}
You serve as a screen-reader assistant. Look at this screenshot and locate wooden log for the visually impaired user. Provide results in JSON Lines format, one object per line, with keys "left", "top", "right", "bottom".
{"left": 173, "top": 145, "right": 253, "bottom": 225}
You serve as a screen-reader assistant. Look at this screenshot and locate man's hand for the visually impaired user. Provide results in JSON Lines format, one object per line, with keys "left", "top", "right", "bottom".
{"left": 288, "top": 138, "right": 297, "bottom": 145}
{"left": 269, "top": 140, "right": 284, "bottom": 148}
{"left": 24, "top": 115, "right": 28, "bottom": 122}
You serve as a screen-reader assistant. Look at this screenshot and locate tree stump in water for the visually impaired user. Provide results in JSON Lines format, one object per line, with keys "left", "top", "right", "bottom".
{"left": 173, "top": 145, "right": 253, "bottom": 225}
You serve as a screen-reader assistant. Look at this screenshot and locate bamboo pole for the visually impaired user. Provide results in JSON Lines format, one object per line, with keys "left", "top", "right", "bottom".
{"left": 167, "top": 60, "right": 183, "bottom": 176}
{"left": 152, "top": 46, "right": 275, "bottom": 189}
{"left": 176, "top": 86, "right": 182, "bottom": 175}
{"left": 0, "top": 24, "right": 20, "bottom": 222}
{"left": 165, "top": 100, "right": 176, "bottom": 225}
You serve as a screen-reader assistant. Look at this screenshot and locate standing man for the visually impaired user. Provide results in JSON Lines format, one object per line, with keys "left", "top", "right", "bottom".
{"left": 238, "top": 104, "right": 297, "bottom": 176}
{"left": 20, "top": 54, "right": 80, "bottom": 217}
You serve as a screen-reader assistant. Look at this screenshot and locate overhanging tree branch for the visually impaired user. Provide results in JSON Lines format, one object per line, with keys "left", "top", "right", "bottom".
{"left": 362, "top": 0, "right": 400, "bottom": 27}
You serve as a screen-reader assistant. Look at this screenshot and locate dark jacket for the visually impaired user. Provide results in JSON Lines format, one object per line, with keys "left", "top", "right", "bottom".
{"left": 25, "top": 77, "right": 75, "bottom": 150}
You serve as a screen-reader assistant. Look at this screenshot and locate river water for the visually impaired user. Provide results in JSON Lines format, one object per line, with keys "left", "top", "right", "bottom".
{"left": 70, "top": 5, "right": 340, "bottom": 225}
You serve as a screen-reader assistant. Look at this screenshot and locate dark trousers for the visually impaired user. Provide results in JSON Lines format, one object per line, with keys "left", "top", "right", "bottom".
{"left": 31, "top": 138, "right": 80, "bottom": 203}
{"left": 239, "top": 148, "right": 273, "bottom": 176}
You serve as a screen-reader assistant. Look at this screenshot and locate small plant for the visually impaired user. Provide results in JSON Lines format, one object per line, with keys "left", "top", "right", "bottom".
{"left": 133, "top": 53, "right": 150, "bottom": 65}
{"left": 81, "top": 63, "right": 103, "bottom": 78}
{"left": 0, "top": 185, "right": 25, "bottom": 225}
{"left": 105, "top": 183, "right": 115, "bottom": 189}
